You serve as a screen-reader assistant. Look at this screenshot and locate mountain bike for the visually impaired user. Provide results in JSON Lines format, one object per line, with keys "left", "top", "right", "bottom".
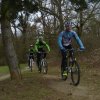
{"left": 61, "top": 48, "right": 82, "bottom": 86}
{"left": 28, "top": 55, "right": 34, "bottom": 72}
{"left": 38, "top": 52, "right": 48, "bottom": 74}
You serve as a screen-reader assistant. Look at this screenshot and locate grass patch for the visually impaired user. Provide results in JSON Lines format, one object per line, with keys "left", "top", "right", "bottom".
{"left": 0, "top": 65, "right": 9, "bottom": 74}
{"left": 0, "top": 64, "right": 27, "bottom": 75}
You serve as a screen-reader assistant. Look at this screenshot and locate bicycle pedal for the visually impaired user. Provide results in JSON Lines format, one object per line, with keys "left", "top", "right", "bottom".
{"left": 63, "top": 71, "right": 67, "bottom": 76}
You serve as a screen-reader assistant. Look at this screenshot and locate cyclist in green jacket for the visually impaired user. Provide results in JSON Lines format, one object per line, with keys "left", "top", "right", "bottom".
{"left": 35, "top": 36, "right": 50, "bottom": 70}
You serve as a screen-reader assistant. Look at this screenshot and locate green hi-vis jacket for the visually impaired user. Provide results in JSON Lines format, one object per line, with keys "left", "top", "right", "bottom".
{"left": 35, "top": 39, "right": 50, "bottom": 52}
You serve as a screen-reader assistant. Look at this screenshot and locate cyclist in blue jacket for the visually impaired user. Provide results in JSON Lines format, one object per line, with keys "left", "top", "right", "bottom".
{"left": 58, "top": 21, "right": 85, "bottom": 77}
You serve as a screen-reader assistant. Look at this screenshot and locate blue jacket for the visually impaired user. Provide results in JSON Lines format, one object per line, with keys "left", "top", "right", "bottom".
{"left": 58, "top": 30, "right": 85, "bottom": 50}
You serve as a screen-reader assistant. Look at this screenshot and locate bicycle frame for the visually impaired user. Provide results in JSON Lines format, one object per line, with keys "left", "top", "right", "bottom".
{"left": 66, "top": 49, "right": 74, "bottom": 65}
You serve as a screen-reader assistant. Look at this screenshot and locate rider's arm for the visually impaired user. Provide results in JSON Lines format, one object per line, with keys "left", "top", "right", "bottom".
{"left": 35, "top": 40, "right": 39, "bottom": 52}
{"left": 72, "top": 31, "right": 85, "bottom": 49}
{"left": 57, "top": 32, "right": 65, "bottom": 50}
{"left": 32, "top": 48, "right": 35, "bottom": 53}
{"left": 28, "top": 49, "right": 30, "bottom": 55}
{"left": 43, "top": 41, "right": 50, "bottom": 52}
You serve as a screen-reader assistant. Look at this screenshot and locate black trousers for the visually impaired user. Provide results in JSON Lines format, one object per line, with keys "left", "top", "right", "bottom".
{"left": 36, "top": 50, "right": 46, "bottom": 68}
{"left": 61, "top": 45, "right": 72, "bottom": 71}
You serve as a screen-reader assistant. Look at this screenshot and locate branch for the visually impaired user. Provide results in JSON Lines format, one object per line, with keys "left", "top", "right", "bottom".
{"left": 82, "top": 1, "right": 100, "bottom": 26}
{"left": 39, "top": 6, "right": 59, "bottom": 19}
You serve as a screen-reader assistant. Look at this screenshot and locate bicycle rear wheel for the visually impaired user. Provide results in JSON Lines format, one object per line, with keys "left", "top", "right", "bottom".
{"left": 71, "top": 61, "right": 80, "bottom": 86}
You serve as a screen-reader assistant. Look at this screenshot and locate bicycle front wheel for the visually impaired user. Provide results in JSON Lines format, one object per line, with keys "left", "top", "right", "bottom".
{"left": 29, "top": 59, "right": 33, "bottom": 72}
{"left": 41, "top": 59, "right": 48, "bottom": 74}
{"left": 71, "top": 61, "right": 80, "bottom": 86}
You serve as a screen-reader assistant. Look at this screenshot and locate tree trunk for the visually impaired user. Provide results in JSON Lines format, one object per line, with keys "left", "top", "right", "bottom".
{"left": 58, "top": 1, "right": 64, "bottom": 32}
{"left": 1, "top": 0, "right": 21, "bottom": 80}
{"left": 1, "top": 17, "right": 21, "bottom": 80}
{"left": 22, "top": 27, "right": 28, "bottom": 61}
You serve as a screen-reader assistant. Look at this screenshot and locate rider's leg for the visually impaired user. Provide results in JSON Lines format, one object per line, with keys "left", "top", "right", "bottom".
{"left": 36, "top": 53, "right": 40, "bottom": 67}
{"left": 61, "top": 50, "right": 67, "bottom": 71}
{"left": 61, "top": 50, "right": 68, "bottom": 76}
{"left": 28, "top": 56, "right": 30, "bottom": 67}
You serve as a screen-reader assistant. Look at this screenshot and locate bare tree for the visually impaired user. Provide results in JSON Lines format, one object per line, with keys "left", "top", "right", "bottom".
{"left": 1, "top": 0, "right": 21, "bottom": 80}
{"left": 37, "top": 0, "right": 65, "bottom": 32}
{"left": 1, "top": 0, "right": 38, "bottom": 80}
{"left": 70, "top": 0, "right": 100, "bottom": 36}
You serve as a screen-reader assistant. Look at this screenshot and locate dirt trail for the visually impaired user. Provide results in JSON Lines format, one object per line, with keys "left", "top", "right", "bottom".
{"left": 0, "top": 74, "right": 10, "bottom": 81}
{"left": 43, "top": 73, "right": 100, "bottom": 100}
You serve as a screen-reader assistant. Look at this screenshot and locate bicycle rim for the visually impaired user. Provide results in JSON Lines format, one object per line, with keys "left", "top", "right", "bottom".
{"left": 71, "top": 61, "right": 80, "bottom": 86}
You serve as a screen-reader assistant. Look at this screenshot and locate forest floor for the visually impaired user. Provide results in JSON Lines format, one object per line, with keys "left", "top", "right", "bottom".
{"left": 0, "top": 49, "right": 100, "bottom": 100}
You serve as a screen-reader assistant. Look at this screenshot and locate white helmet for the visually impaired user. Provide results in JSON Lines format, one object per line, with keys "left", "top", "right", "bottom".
{"left": 64, "top": 21, "right": 72, "bottom": 26}
{"left": 30, "top": 45, "right": 33, "bottom": 47}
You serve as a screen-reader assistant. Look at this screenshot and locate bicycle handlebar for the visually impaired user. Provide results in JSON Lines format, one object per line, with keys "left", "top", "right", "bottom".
{"left": 65, "top": 48, "right": 85, "bottom": 52}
